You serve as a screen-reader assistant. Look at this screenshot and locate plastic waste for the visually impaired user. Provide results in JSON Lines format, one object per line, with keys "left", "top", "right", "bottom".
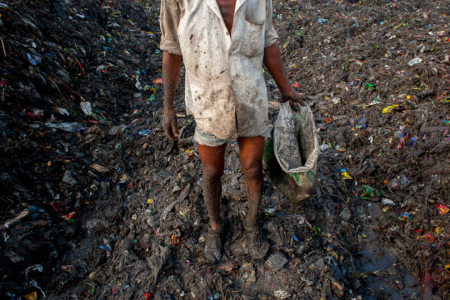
{"left": 135, "top": 129, "right": 151, "bottom": 136}
{"left": 382, "top": 198, "right": 396, "bottom": 206}
{"left": 62, "top": 170, "right": 77, "bottom": 185}
{"left": 56, "top": 107, "right": 70, "bottom": 116}
{"left": 265, "top": 252, "right": 288, "bottom": 272}
{"left": 27, "top": 53, "right": 41, "bottom": 66}
{"left": 61, "top": 212, "right": 76, "bottom": 219}
{"left": 398, "top": 212, "right": 411, "bottom": 221}
{"left": 361, "top": 185, "right": 374, "bottom": 199}
{"left": 408, "top": 58, "right": 423, "bottom": 66}
{"left": 171, "top": 229, "right": 181, "bottom": 244}
{"left": 387, "top": 178, "right": 402, "bottom": 190}
{"left": 319, "top": 144, "right": 330, "bottom": 151}
{"left": 381, "top": 104, "right": 399, "bottom": 114}
{"left": 24, "top": 291, "right": 37, "bottom": 300}
{"left": 408, "top": 137, "right": 417, "bottom": 147}
{"left": 264, "top": 208, "right": 275, "bottom": 215}
{"left": 357, "top": 118, "right": 367, "bottom": 129}
{"left": 52, "top": 0, "right": 68, "bottom": 20}
{"left": 22, "top": 264, "right": 45, "bottom": 297}
{"left": 91, "top": 164, "right": 109, "bottom": 173}
{"left": 274, "top": 290, "right": 292, "bottom": 299}
{"left": 417, "top": 232, "right": 435, "bottom": 243}
{"left": 108, "top": 125, "right": 127, "bottom": 135}
{"left": 364, "top": 83, "right": 374, "bottom": 90}
{"left": 399, "top": 174, "right": 410, "bottom": 187}
{"left": 436, "top": 204, "right": 449, "bottom": 215}
{"left": 340, "top": 207, "right": 351, "bottom": 221}
{"left": 362, "top": 96, "right": 381, "bottom": 108}
{"left": 262, "top": 102, "right": 319, "bottom": 205}
{"left": 331, "top": 97, "right": 341, "bottom": 104}
{"left": 45, "top": 122, "right": 79, "bottom": 132}
{"left": 340, "top": 168, "right": 353, "bottom": 180}
{"left": 435, "top": 227, "right": 444, "bottom": 234}
{"left": 80, "top": 101, "right": 93, "bottom": 116}
{"left": 119, "top": 174, "right": 130, "bottom": 183}
{"left": 146, "top": 245, "right": 170, "bottom": 285}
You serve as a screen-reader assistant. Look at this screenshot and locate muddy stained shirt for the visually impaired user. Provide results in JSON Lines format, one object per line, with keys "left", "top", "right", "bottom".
{"left": 160, "top": 0, "right": 278, "bottom": 139}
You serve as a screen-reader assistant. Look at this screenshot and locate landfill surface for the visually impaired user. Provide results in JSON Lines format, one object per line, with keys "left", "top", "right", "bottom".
{"left": 0, "top": 0, "right": 449, "bottom": 299}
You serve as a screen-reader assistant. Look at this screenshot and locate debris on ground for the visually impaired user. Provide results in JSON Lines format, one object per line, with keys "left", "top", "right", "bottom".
{"left": 1, "top": 0, "right": 449, "bottom": 299}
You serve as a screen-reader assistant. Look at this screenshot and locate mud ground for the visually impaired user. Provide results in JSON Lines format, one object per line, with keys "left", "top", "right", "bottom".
{"left": 0, "top": 0, "right": 449, "bottom": 299}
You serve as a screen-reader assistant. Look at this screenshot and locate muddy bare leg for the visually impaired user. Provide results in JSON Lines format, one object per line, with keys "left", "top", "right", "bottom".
{"left": 198, "top": 143, "right": 227, "bottom": 230}
{"left": 238, "top": 136, "right": 265, "bottom": 218}
{"left": 238, "top": 136, "right": 269, "bottom": 259}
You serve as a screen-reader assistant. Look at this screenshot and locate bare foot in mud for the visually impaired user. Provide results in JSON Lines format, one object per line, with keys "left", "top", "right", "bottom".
{"left": 204, "top": 220, "right": 227, "bottom": 264}
{"left": 244, "top": 215, "right": 269, "bottom": 260}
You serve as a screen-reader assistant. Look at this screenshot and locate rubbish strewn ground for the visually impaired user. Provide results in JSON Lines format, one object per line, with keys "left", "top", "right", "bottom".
{"left": 0, "top": 0, "right": 449, "bottom": 299}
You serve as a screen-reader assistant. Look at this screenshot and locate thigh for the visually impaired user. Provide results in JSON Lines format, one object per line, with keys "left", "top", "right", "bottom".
{"left": 198, "top": 143, "right": 227, "bottom": 173}
{"left": 237, "top": 136, "right": 265, "bottom": 167}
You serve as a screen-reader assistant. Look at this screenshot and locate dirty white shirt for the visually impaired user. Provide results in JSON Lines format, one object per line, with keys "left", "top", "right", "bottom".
{"left": 160, "top": 0, "right": 278, "bottom": 139}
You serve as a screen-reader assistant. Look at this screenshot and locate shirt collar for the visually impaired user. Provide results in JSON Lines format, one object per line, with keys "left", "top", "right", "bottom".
{"left": 205, "top": 0, "right": 247, "bottom": 22}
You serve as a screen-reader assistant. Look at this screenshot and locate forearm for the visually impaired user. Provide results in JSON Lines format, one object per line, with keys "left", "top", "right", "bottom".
{"left": 162, "top": 51, "right": 182, "bottom": 112}
{"left": 263, "top": 42, "right": 291, "bottom": 94}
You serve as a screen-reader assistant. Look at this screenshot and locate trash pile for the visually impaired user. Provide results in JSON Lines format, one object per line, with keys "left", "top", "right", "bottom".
{"left": 271, "top": 0, "right": 450, "bottom": 298}
{"left": 0, "top": 0, "right": 449, "bottom": 299}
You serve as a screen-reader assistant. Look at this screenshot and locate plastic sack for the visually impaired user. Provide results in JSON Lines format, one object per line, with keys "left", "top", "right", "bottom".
{"left": 262, "top": 102, "right": 319, "bottom": 205}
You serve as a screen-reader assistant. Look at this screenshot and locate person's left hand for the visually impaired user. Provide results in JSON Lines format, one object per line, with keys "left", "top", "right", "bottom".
{"left": 281, "top": 88, "right": 307, "bottom": 109}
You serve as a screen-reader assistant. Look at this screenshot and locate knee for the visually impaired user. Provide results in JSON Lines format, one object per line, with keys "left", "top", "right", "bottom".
{"left": 241, "top": 160, "right": 262, "bottom": 181}
{"left": 203, "top": 165, "right": 223, "bottom": 181}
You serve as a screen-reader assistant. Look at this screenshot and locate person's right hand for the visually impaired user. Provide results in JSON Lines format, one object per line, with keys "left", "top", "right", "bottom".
{"left": 162, "top": 109, "right": 179, "bottom": 140}
{"left": 281, "top": 88, "right": 307, "bottom": 109}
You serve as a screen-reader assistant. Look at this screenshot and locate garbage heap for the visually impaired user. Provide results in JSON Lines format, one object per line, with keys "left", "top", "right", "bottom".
{"left": 0, "top": 0, "right": 449, "bottom": 299}
{"left": 0, "top": 0, "right": 170, "bottom": 297}
{"left": 270, "top": 0, "right": 450, "bottom": 299}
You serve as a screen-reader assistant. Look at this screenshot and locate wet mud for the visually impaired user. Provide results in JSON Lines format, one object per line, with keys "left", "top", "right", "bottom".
{"left": 1, "top": 0, "right": 450, "bottom": 299}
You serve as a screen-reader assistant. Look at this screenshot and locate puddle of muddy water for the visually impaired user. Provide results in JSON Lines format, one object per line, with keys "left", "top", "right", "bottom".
{"left": 356, "top": 230, "right": 420, "bottom": 300}
{"left": 363, "top": 275, "right": 419, "bottom": 300}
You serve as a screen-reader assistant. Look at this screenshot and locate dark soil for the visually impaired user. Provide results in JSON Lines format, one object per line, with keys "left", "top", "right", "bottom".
{"left": 0, "top": 0, "right": 449, "bottom": 299}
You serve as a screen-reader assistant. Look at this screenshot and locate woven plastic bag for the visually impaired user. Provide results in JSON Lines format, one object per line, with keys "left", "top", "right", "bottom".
{"left": 262, "top": 102, "right": 319, "bottom": 205}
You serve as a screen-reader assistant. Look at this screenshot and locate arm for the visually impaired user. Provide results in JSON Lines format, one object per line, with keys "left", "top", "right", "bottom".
{"left": 162, "top": 51, "right": 182, "bottom": 140}
{"left": 160, "top": 0, "right": 182, "bottom": 140}
{"left": 263, "top": 43, "right": 306, "bottom": 107}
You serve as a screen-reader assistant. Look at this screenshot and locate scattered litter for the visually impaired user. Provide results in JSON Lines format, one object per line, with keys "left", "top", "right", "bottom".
{"left": 80, "top": 102, "right": 93, "bottom": 116}
{"left": 0, "top": 1, "right": 448, "bottom": 300}
{"left": 436, "top": 204, "right": 449, "bottom": 215}
{"left": 265, "top": 252, "right": 288, "bottom": 272}
{"left": 91, "top": 164, "right": 109, "bottom": 173}
{"left": 62, "top": 170, "right": 77, "bottom": 185}
{"left": 408, "top": 57, "right": 423, "bottom": 66}
{"left": 382, "top": 198, "right": 397, "bottom": 206}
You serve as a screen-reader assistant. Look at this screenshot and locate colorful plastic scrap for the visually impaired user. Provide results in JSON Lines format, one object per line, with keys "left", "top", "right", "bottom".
{"left": 364, "top": 83, "right": 375, "bottom": 90}
{"left": 417, "top": 232, "right": 435, "bottom": 243}
{"left": 340, "top": 168, "right": 353, "bottom": 180}
{"left": 361, "top": 185, "right": 374, "bottom": 199}
{"left": 435, "top": 227, "right": 444, "bottom": 234}
{"left": 398, "top": 212, "right": 411, "bottom": 221}
{"left": 436, "top": 204, "right": 449, "bottom": 215}
{"left": 382, "top": 104, "right": 399, "bottom": 114}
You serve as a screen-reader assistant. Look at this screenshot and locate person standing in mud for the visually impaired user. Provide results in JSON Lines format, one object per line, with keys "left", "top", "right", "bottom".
{"left": 160, "top": 0, "right": 306, "bottom": 263}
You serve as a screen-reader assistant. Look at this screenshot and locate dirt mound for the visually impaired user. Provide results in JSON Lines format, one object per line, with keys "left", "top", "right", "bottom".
{"left": 0, "top": 0, "right": 449, "bottom": 299}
